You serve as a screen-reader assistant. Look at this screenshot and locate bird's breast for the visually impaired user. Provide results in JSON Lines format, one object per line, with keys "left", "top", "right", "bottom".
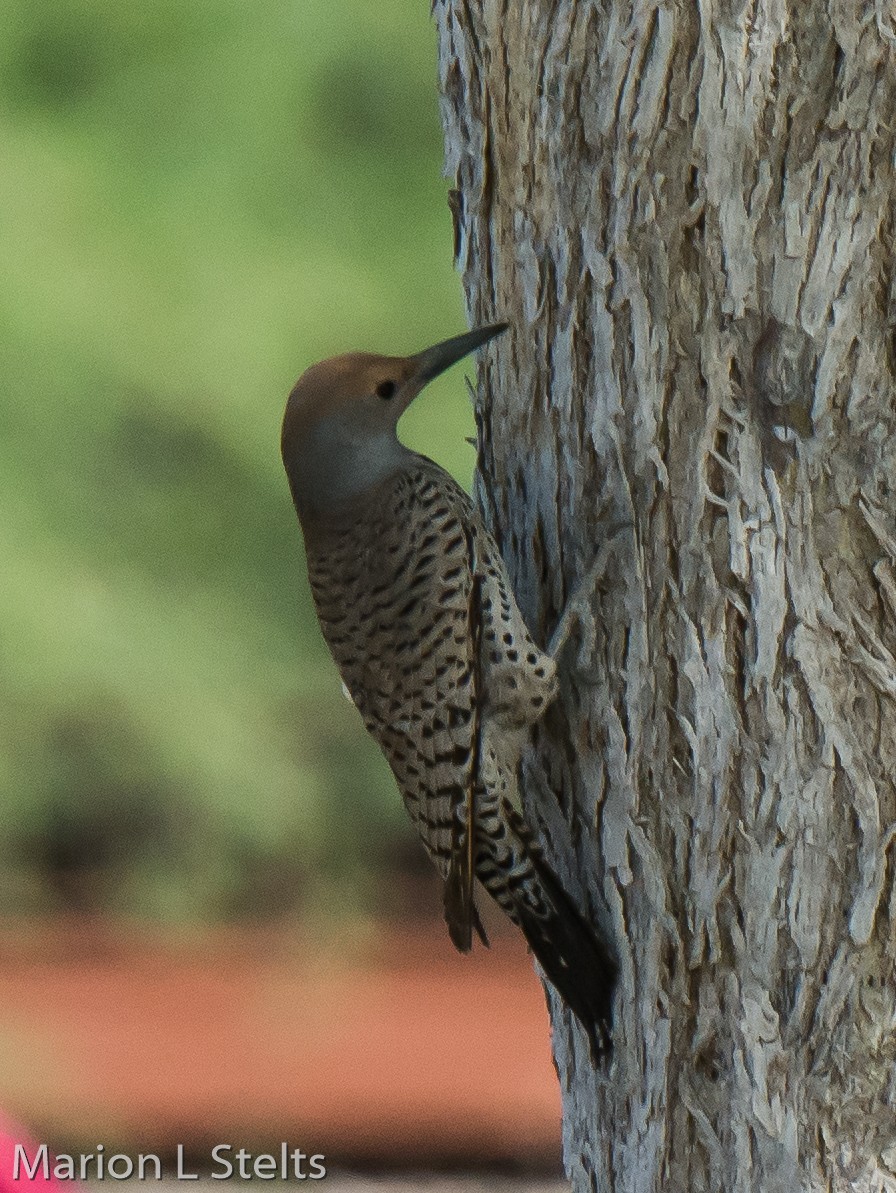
{"left": 303, "top": 469, "right": 474, "bottom": 711}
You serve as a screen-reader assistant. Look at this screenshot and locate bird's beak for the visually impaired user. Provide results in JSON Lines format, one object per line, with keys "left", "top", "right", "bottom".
{"left": 410, "top": 322, "right": 509, "bottom": 386}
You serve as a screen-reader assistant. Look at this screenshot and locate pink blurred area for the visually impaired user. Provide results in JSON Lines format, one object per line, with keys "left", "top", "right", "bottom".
{"left": 0, "top": 1110, "right": 76, "bottom": 1192}
{"left": 0, "top": 919, "right": 562, "bottom": 1170}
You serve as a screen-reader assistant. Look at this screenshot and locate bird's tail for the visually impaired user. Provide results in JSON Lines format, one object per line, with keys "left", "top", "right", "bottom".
{"left": 476, "top": 801, "right": 618, "bottom": 1059}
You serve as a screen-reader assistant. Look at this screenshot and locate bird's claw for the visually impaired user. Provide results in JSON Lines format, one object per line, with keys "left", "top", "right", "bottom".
{"left": 547, "top": 521, "right": 633, "bottom": 665}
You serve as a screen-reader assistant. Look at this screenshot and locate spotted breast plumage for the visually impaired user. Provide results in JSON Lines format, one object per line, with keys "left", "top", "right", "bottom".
{"left": 281, "top": 324, "right": 617, "bottom": 1053}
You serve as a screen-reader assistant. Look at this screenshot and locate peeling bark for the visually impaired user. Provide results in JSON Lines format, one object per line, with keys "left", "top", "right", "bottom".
{"left": 434, "top": 2, "right": 896, "bottom": 1190}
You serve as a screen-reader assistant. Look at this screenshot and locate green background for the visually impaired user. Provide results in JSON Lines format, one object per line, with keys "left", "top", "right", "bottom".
{"left": 0, "top": 0, "right": 474, "bottom": 926}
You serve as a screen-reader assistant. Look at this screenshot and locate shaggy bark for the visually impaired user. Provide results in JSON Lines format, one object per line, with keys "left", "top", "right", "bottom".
{"left": 433, "top": 2, "right": 896, "bottom": 1190}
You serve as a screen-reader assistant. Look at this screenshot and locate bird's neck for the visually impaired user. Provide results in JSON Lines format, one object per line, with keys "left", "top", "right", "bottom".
{"left": 284, "top": 416, "right": 411, "bottom": 520}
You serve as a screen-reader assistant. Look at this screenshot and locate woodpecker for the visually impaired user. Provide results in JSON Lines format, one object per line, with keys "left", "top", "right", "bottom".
{"left": 281, "top": 323, "right": 617, "bottom": 1052}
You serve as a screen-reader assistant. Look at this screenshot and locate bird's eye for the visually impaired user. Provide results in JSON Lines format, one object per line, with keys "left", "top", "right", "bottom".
{"left": 375, "top": 380, "right": 397, "bottom": 400}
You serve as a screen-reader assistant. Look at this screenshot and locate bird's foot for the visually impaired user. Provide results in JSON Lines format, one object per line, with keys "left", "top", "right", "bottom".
{"left": 547, "top": 522, "right": 633, "bottom": 664}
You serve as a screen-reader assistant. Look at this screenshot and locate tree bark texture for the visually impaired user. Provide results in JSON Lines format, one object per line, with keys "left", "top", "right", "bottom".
{"left": 434, "top": 2, "right": 896, "bottom": 1190}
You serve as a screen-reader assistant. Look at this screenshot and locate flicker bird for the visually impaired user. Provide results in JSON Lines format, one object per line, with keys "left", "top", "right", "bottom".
{"left": 281, "top": 323, "right": 617, "bottom": 1051}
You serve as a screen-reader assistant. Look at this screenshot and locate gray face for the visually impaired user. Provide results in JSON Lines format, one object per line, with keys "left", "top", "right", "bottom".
{"left": 280, "top": 324, "right": 509, "bottom": 519}
{"left": 286, "top": 401, "right": 412, "bottom": 515}
{"left": 280, "top": 351, "right": 419, "bottom": 518}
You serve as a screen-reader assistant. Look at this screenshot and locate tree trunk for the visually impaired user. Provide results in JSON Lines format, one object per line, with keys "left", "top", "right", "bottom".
{"left": 433, "top": 2, "right": 896, "bottom": 1190}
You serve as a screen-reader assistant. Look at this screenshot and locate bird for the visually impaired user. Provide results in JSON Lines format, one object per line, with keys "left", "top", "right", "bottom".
{"left": 281, "top": 322, "right": 618, "bottom": 1054}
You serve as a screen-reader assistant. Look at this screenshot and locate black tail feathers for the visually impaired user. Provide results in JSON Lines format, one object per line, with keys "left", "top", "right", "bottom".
{"left": 465, "top": 795, "right": 617, "bottom": 1059}
{"left": 513, "top": 854, "right": 618, "bottom": 1060}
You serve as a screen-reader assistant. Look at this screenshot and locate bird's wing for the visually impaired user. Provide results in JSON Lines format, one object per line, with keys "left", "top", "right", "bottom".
{"left": 443, "top": 526, "right": 488, "bottom": 952}
{"left": 317, "top": 466, "right": 488, "bottom": 948}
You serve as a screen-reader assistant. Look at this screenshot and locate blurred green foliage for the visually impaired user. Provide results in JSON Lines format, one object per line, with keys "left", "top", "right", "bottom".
{"left": 0, "top": 0, "right": 474, "bottom": 924}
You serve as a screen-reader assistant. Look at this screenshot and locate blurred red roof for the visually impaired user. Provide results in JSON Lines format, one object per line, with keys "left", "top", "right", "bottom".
{"left": 0, "top": 919, "right": 562, "bottom": 1170}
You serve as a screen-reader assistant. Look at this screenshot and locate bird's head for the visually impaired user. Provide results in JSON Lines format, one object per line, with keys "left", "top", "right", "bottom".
{"left": 281, "top": 323, "right": 507, "bottom": 517}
